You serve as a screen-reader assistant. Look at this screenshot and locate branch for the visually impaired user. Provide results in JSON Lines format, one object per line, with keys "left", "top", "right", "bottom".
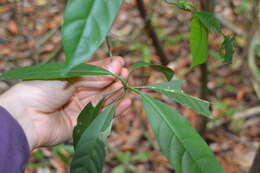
{"left": 233, "top": 106, "right": 260, "bottom": 120}
{"left": 136, "top": 0, "right": 169, "bottom": 65}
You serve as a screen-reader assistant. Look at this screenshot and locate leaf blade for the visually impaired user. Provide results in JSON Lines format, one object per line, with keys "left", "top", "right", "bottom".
{"left": 131, "top": 61, "right": 174, "bottom": 81}
{"left": 190, "top": 16, "right": 209, "bottom": 68}
{"left": 0, "top": 63, "right": 113, "bottom": 80}
{"left": 194, "top": 12, "right": 221, "bottom": 33}
{"left": 219, "top": 35, "right": 235, "bottom": 64}
{"left": 71, "top": 105, "right": 115, "bottom": 173}
{"left": 139, "top": 81, "right": 212, "bottom": 118}
{"left": 62, "top": 0, "right": 124, "bottom": 70}
{"left": 73, "top": 98, "right": 106, "bottom": 148}
{"left": 141, "top": 94, "right": 226, "bottom": 173}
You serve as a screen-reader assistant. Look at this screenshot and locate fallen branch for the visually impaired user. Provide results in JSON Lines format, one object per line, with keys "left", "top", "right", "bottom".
{"left": 216, "top": 14, "right": 246, "bottom": 36}
{"left": 233, "top": 106, "right": 260, "bottom": 120}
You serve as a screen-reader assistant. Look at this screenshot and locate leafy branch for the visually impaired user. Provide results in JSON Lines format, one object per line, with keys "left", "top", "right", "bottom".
{"left": 165, "top": 0, "right": 235, "bottom": 67}
{"left": 0, "top": 0, "right": 230, "bottom": 173}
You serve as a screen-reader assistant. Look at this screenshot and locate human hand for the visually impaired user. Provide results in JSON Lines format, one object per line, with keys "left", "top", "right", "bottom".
{"left": 0, "top": 57, "right": 131, "bottom": 150}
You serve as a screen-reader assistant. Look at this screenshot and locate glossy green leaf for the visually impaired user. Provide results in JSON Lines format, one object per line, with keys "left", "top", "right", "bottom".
{"left": 142, "top": 94, "right": 226, "bottom": 173}
{"left": 71, "top": 105, "right": 115, "bottom": 173}
{"left": 131, "top": 61, "right": 174, "bottom": 81}
{"left": 138, "top": 81, "right": 211, "bottom": 118}
{"left": 73, "top": 98, "right": 105, "bottom": 148}
{"left": 219, "top": 35, "right": 235, "bottom": 64}
{"left": 194, "top": 12, "right": 221, "bottom": 33}
{"left": 190, "top": 16, "right": 209, "bottom": 68}
{"left": 0, "top": 62, "right": 113, "bottom": 80}
{"left": 62, "top": 0, "right": 124, "bottom": 71}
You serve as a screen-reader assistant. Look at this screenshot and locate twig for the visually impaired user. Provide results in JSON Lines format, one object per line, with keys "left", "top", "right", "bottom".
{"left": 248, "top": 31, "right": 260, "bottom": 83}
{"left": 106, "top": 36, "right": 113, "bottom": 57}
{"left": 33, "top": 28, "right": 59, "bottom": 64}
{"left": 42, "top": 43, "right": 62, "bottom": 64}
{"left": 233, "top": 106, "right": 260, "bottom": 120}
{"left": 215, "top": 14, "right": 246, "bottom": 36}
{"left": 136, "top": 0, "right": 169, "bottom": 65}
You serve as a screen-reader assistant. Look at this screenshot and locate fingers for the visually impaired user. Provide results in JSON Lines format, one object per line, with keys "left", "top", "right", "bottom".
{"left": 78, "top": 81, "right": 123, "bottom": 107}
{"left": 75, "top": 67, "right": 128, "bottom": 102}
{"left": 73, "top": 57, "right": 125, "bottom": 89}
{"left": 115, "top": 98, "right": 131, "bottom": 115}
{"left": 121, "top": 68, "right": 128, "bottom": 80}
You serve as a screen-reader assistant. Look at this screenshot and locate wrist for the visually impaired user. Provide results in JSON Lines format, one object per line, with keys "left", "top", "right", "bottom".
{"left": 0, "top": 90, "right": 38, "bottom": 150}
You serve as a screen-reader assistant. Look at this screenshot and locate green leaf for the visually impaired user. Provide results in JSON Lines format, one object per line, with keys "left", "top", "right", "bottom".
{"left": 190, "top": 16, "right": 209, "bottom": 68}
{"left": 71, "top": 105, "right": 115, "bottom": 173}
{"left": 111, "top": 165, "right": 126, "bottom": 173}
{"left": 194, "top": 12, "right": 221, "bottom": 33}
{"left": 138, "top": 81, "right": 212, "bottom": 118}
{"left": 164, "top": 0, "right": 195, "bottom": 11}
{"left": 141, "top": 94, "right": 226, "bottom": 173}
{"left": 62, "top": 0, "right": 124, "bottom": 71}
{"left": 131, "top": 152, "right": 150, "bottom": 161}
{"left": 73, "top": 103, "right": 94, "bottom": 148}
{"left": 219, "top": 35, "right": 235, "bottom": 64}
{"left": 0, "top": 62, "right": 113, "bottom": 80}
{"left": 73, "top": 97, "right": 105, "bottom": 148}
{"left": 131, "top": 61, "right": 174, "bottom": 81}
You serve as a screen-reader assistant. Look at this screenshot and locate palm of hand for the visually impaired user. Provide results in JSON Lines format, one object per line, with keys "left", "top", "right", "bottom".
{"left": 0, "top": 57, "right": 130, "bottom": 149}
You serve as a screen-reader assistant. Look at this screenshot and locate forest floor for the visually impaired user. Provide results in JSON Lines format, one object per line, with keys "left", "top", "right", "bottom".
{"left": 0, "top": 0, "right": 259, "bottom": 173}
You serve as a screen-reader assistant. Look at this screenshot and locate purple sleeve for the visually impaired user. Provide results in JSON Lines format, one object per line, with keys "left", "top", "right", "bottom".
{"left": 0, "top": 106, "right": 30, "bottom": 173}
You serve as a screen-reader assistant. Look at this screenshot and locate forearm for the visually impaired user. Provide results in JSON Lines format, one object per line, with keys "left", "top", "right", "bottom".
{"left": 0, "top": 106, "right": 30, "bottom": 173}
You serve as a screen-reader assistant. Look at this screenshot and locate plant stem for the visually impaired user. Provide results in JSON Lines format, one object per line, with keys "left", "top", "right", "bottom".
{"left": 196, "top": 0, "right": 216, "bottom": 134}
{"left": 106, "top": 36, "right": 113, "bottom": 57}
{"left": 197, "top": 62, "right": 209, "bottom": 134}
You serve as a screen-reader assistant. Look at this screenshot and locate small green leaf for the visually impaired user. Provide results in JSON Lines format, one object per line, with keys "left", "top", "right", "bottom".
{"left": 194, "top": 12, "right": 221, "bottom": 33}
{"left": 141, "top": 94, "right": 226, "bottom": 173}
{"left": 116, "top": 152, "right": 132, "bottom": 164}
{"left": 139, "top": 81, "right": 212, "bottom": 118}
{"left": 62, "top": 0, "right": 124, "bottom": 71}
{"left": 70, "top": 105, "right": 115, "bottom": 173}
{"left": 131, "top": 61, "right": 174, "bottom": 81}
{"left": 190, "top": 16, "right": 209, "bottom": 68}
{"left": 219, "top": 35, "right": 235, "bottom": 64}
{"left": 0, "top": 62, "right": 113, "bottom": 80}
{"left": 111, "top": 165, "right": 126, "bottom": 173}
{"left": 131, "top": 152, "right": 150, "bottom": 161}
{"left": 73, "top": 98, "right": 105, "bottom": 148}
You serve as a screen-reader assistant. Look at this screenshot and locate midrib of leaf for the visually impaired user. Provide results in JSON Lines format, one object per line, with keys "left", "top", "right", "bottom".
{"left": 138, "top": 84, "right": 211, "bottom": 118}
{"left": 67, "top": 0, "right": 95, "bottom": 63}
{"left": 143, "top": 95, "right": 203, "bottom": 173}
